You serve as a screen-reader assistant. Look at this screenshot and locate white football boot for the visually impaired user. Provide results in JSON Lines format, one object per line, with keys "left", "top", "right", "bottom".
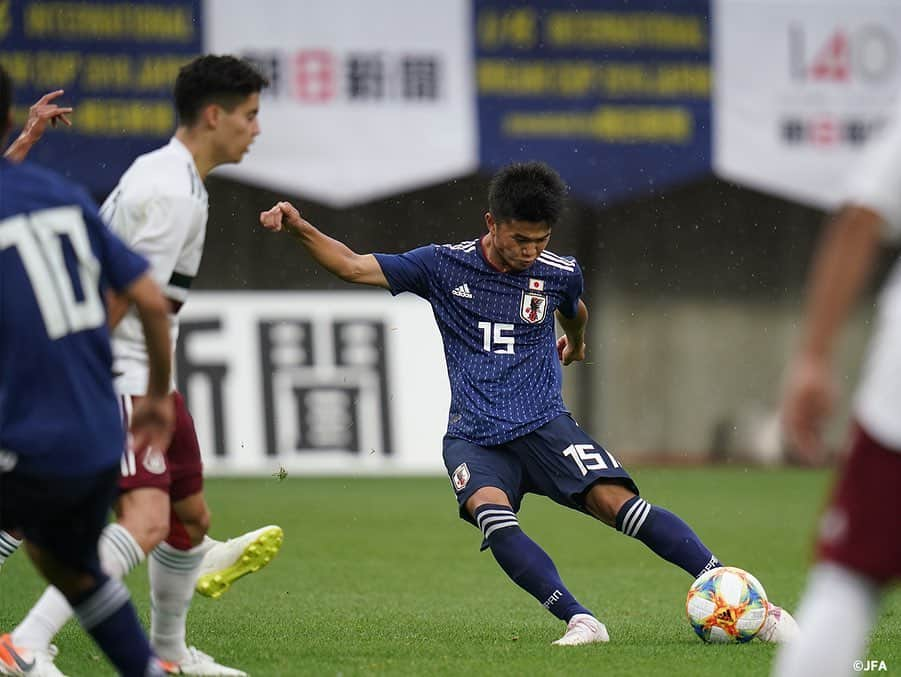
{"left": 195, "top": 525, "right": 283, "bottom": 599}
{"left": 161, "top": 647, "right": 247, "bottom": 676}
{"left": 29, "top": 645, "right": 68, "bottom": 677}
{"left": 757, "top": 602, "right": 800, "bottom": 643}
{"left": 552, "top": 613, "right": 610, "bottom": 646}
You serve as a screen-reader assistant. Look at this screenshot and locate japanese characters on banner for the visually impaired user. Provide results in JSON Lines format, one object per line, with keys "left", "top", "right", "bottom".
{"left": 203, "top": 0, "right": 477, "bottom": 207}
{"left": 0, "top": 0, "right": 201, "bottom": 197}
{"left": 713, "top": 0, "right": 901, "bottom": 209}
{"left": 475, "top": 0, "right": 712, "bottom": 205}
{"left": 176, "top": 292, "right": 450, "bottom": 476}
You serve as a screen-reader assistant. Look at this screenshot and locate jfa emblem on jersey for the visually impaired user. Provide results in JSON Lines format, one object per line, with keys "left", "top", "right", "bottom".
{"left": 520, "top": 291, "right": 547, "bottom": 324}
{"left": 451, "top": 463, "right": 470, "bottom": 492}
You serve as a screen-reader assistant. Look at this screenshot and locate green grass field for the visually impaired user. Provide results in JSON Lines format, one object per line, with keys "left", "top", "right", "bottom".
{"left": 1, "top": 469, "right": 899, "bottom": 676}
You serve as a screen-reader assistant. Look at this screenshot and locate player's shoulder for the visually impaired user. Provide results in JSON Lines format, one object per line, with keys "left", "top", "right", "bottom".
{"left": 0, "top": 159, "right": 93, "bottom": 216}
{"left": 534, "top": 248, "right": 581, "bottom": 275}
{"left": 2, "top": 158, "right": 76, "bottom": 194}
{"left": 119, "top": 140, "right": 204, "bottom": 201}
{"left": 436, "top": 239, "right": 480, "bottom": 258}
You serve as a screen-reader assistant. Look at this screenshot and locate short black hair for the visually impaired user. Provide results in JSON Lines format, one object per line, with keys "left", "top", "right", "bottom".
{"left": 174, "top": 54, "right": 268, "bottom": 126}
{"left": 0, "top": 64, "right": 12, "bottom": 137}
{"left": 488, "top": 161, "right": 567, "bottom": 227}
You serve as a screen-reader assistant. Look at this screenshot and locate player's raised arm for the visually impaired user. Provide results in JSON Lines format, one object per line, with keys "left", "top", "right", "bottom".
{"left": 122, "top": 273, "right": 175, "bottom": 455}
{"left": 3, "top": 90, "right": 73, "bottom": 163}
{"left": 260, "top": 200, "right": 389, "bottom": 289}
{"left": 555, "top": 299, "right": 588, "bottom": 366}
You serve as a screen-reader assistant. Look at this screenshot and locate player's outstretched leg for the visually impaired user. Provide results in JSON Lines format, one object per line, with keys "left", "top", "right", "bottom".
{"left": 613, "top": 495, "right": 722, "bottom": 578}
{"left": 195, "top": 525, "right": 284, "bottom": 599}
{"left": 607, "top": 492, "right": 797, "bottom": 642}
{"left": 11, "top": 523, "right": 147, "bottom": 675}
{"left": 150, "top": 515, "right": 248, "bottom": 677}
{"left": 473, "top": 504, "right": 609, "bottom": 646}
{"left": 4, "top": 578, "right": 166, "bottom": 677}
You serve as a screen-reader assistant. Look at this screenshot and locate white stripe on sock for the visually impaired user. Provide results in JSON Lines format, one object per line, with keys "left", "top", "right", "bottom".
{"left": 0, "top": 531, "right": 22, "bottom": 557}
{"left": 484, "top": 520, "right": 519, "bottom": 538}
{"left": 476, "top": 509, "right": 515, "bottom": 529}
{"left": 75, "top": 579, "right": 129, "bottom": 630}
{"left": 101, "top": 524, "right": 144, "bottom": 575}
{"left": 627, "top": 502, "right": 652, "bottom": 537}
{"left": 479, "top": 514, "right": 516, "bottom": 529}
{"left": 621, "top": 498, "right": 645, "bottom": 535}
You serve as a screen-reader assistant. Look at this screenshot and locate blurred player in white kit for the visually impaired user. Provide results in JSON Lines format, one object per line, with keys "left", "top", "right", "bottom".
{"left": 775, "top": 103, "right": 901, "bottom": 677}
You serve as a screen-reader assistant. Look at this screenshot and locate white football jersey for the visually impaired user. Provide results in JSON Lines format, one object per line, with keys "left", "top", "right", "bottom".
{"left": 100, "top": 137, "right": 208, "bottom": 395}
{"left": 842, "top": 104, "right": 901, "bottom": 451}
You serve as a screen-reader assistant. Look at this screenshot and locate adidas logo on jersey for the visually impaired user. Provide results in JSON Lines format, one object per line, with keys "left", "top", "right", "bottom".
{"left": 451, "top": 283, "right": 473, "bottom": 298}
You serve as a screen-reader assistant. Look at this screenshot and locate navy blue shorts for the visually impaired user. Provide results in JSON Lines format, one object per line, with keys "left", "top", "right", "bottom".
{"left": 443, "top": 414, "right": 639, "bottom": 525}
{"left": 0, "top": 465, "right": 119, "bottom": 576}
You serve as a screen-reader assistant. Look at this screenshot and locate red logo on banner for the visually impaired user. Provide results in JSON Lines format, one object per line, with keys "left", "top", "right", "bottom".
{"left": 809, "top": 31, "right": 850, "bottom": 81}
{"left": 789, "top": 25, "right": 896, "bottom": 84}
{"left": 295, "top": 50, "right": 336, "bottom": 103}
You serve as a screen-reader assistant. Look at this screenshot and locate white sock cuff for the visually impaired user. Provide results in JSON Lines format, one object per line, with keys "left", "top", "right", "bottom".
{"left": 152, "top": 541, "right": 205, "bottom": 572}
{"left": 99, "top": 523, "right": 145, "bottom": 579}
{"left": 475, "top": 506, "right": 519, "bottom": 539}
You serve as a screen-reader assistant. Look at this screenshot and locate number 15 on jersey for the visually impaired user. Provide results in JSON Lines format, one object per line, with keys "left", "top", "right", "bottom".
{"left": 478, "top": 321, "right": 515, "bottom": 355}
{"left": 562, "top": 443, "right": 621, "bottom": 476}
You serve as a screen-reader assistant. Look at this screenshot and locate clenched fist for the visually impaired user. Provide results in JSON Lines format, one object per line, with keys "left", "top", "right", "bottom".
{"left": 259, "top": 200, "right": 309, "bottom": 236}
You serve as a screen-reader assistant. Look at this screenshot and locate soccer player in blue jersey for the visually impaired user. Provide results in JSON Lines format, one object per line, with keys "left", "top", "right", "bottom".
{"left": 0, "top": 64, "right": 174, "bottom": 676}
{"left": 1, "top": 56, "right": 279, "bottom": 677}
{"left": 260, "top": 161, "right": 797, "bottom": 645}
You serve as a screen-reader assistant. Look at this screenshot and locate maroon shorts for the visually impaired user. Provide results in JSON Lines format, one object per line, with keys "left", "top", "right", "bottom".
{"left": 815, "top": 422, "right": 901, "bottom": 585}
{"left": 118, "top": 391, "right": 204, "bottom": 502}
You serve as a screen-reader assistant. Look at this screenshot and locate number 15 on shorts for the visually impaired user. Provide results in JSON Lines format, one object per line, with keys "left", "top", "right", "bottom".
{"left": 562, "top": 443, "right": 620, "bottom": 476}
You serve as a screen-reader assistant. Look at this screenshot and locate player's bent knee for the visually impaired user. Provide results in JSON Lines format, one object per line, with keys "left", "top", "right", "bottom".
{"left": 172, "top": 492, "right": 212, "bottom": 544}
{"left": 117, "top": 488, "right": 171, "bottom": 553}
{"left": 585, "top": 481, "right": 637, "bottom": 526}
{"left": 465, "top": 486, "right": 512, "bottom": 517}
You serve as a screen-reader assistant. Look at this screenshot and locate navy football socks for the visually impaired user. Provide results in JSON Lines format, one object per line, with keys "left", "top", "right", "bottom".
{"left": 615, "top": 496, "right": 721, "bottom": 578}
{"left": 71, "top": 577, "right": 161, "bottom": 676}
{"left": 474, "top": 503, "right": 592, "bottom": 622}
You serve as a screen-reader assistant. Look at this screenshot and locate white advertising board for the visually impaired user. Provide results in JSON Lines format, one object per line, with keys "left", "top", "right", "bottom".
{"left": 177, "top": 292, "right": 450, "bottom": 475}
{"left": 204, "top": 0, "right": 477, "bottom": 207}
{"left": 714, "top": 0, "right": 901, "bottom": 208}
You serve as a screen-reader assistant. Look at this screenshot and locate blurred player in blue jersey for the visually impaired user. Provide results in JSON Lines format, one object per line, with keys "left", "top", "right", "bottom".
{"left": 260, "top": 161, "right": 798, "bottom": 645}
{"left": 0, "top": 56, "right": 280, "bottom": 677}
{"left": 0, "top": 64, "right": 174, "bottom": 676}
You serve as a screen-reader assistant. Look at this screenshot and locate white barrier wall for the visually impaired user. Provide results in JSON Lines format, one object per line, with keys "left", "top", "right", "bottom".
{"left": 178, "top": 292, "right": 450, "bottom": 475}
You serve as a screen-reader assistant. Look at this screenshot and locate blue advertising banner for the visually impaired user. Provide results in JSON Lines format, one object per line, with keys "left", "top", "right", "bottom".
{"left": 475, "top": 0, "right": 711, "bottom": 206}
{"left": 0, "top": 0, "right": 201, "bottom": 197}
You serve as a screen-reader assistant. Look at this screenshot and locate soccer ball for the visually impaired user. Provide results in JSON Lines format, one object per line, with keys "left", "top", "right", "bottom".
{"left": 686, "top": 566, "right": 768, "bottom": 643}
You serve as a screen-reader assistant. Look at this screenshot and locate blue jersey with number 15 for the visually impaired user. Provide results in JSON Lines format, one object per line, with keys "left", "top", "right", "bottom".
{"left": 0, "top": 159, "right": 148, "bottom": 475}
{"left": 375, "top": 238, "right": 583, "bottom": 446}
